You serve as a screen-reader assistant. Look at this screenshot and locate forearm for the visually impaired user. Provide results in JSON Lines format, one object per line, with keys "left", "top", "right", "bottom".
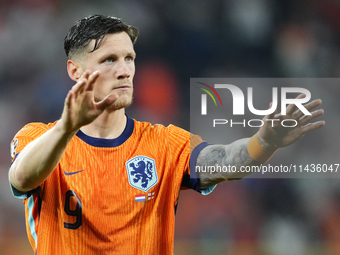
{"left": 196, "top": 138, "right": 260, "bottom": 188}
{"left": 9, "top": 121, "right": 77, "bottom": 191}
{"left": 196, "top": 134, "right": 277, "bottom": 188}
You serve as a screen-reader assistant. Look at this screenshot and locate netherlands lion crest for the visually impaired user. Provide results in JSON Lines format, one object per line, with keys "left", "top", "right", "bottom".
{"left": 126, "top": 156, "right": 158, "bottom": 192}
{"left": 11, "top": 138, "right": 18, "bottom": 159}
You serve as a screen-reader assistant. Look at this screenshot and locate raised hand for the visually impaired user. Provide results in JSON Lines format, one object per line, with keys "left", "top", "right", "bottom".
{"left": 258, "top": 94, "right": 325, "bottom": 150}
{"left": 60, "top": 70, "right": 118, "bottom": 133}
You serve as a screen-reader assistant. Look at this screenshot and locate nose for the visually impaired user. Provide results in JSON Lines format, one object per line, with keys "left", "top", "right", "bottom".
{"left": 116, "top": 61, "right": 130, "bottom": 79}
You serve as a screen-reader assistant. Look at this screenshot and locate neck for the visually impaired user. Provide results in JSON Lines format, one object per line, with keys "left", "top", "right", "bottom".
{"left": 80, "top": 108, "right": 127, "bottom": 139}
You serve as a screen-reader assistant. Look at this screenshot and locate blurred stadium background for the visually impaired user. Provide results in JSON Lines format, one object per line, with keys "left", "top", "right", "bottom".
{"left": 1, "top": 0, "right": 340, "bottom": 254}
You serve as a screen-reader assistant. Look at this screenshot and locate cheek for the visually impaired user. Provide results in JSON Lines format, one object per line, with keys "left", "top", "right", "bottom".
{"left": 129, "top": 64, "right": 136, "bottom": 78}
{"left": 85, "top": 62, "right": 111, "bottom": 74}
{"left": 99, "top": 65, "right": 112, "bottom": 74}
{"left": 92, "top": 77, "right": 106, "bottom": 94}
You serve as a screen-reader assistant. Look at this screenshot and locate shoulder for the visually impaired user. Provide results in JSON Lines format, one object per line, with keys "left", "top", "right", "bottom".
{"left": 11, "top": 121, "right": 58, "bottom": 160}
{"left": 133, "top": 119, "right": 189, "bottom": 138}
{"left": 14, "top": 121, "right": 58, "bottom": 138}
{"left": 132, "top": 119, "right": 193, "bottom": 152}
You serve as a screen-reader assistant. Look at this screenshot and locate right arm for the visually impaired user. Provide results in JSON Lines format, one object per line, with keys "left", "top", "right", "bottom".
{"left": 9, "top": 122, "right": 77, "bottom": 191}
{"left": 9, "top": 70, "right": 117, "bottom": 191}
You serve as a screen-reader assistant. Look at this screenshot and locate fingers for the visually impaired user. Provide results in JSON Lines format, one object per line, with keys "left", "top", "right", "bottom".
{"left": 71, "top": 70, "right": 90, "bottom": 95}
{"left": 96, "top": 93, "right": 119, "bottom": 110}
{"left": 71, "top": 70, "right": 100, "bottom": 96}
{"left": 72, "top": 77, "right": 87, "bottom": 96}
{"left": 65, "top": 90, "right": 74, "bottom": 109}
{"left": 286, "top": 93, "right": 306, "bottom": 115}
{"left": 293, "top": 99, "right": 322, "bottom": 120}
{"left": 273, "top": 94, "right": 323, "bottom": 124}
{"left": 301, "top": 120, "right": 325, "bottom": 134}
{"left": 85, "top": 70, "right": 100, "bottom": 91}
{"left": 298, "top": 108, "right": 324, "bottom": 126}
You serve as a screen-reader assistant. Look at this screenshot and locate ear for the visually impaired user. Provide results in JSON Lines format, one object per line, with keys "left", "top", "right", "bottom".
{"left": 67, "top": 60, "right": 84, "bottom": 82}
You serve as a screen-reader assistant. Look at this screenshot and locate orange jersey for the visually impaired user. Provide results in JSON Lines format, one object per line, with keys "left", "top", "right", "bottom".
{"left": 9, "top": 116, "right": 212, "bottom": 255}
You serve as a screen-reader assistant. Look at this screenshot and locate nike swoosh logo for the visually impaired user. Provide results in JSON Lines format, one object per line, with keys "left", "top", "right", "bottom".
{"left": 63, "top": 169, "right": 85, "bottom": 176}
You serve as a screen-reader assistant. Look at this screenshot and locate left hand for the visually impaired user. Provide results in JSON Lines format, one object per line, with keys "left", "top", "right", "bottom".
{"left": 258, "top": 94, "right": 325, "bottom": 150}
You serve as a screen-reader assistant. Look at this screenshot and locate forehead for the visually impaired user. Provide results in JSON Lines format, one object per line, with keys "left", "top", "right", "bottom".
{"left": 88, "top": 32, "right": 135, "bottom": 56}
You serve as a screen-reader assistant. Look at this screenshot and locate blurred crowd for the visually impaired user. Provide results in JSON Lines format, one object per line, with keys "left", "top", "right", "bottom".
{"left": 1, "top": 0, "right": 340, "bottom": 254}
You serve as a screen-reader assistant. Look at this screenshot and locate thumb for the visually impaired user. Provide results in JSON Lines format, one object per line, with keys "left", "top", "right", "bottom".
{"left": 96, "top": 93, "right": 119, "bottom": 110}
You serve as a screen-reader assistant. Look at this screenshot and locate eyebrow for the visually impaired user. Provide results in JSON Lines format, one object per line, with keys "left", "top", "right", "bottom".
{"left": 98, "top": 51, "right": 136, "bottom": 60}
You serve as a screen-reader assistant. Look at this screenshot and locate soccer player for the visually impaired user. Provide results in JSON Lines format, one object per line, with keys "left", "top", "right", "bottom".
{"left": 8, "top": 15, "right": 324, "bottom": 254}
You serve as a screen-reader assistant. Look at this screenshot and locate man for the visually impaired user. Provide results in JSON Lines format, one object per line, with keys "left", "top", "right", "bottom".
{"left": 9, "top": 15, "right": 324, "bottom": 254}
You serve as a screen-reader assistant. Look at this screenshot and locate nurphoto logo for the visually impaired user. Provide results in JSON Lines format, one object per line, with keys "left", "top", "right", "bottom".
{"left": 195, "top": 82, "right": 312, "bottom": 128}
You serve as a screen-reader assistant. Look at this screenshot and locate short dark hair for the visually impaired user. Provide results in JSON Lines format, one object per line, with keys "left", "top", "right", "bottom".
{"left": 64, "top": 14, "right": 139, "bottom": 59}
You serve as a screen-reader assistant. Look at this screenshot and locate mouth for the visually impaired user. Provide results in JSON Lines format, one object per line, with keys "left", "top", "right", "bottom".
{"left": 113, "top": 85, "right": 130, "bottom": 91}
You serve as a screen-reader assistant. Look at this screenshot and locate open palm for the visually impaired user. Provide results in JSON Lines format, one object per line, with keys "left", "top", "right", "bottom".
{"left": 258, "top": 94, "right": 325, "bottom": 150}
{"left": 60, "top": 70, "right": 118, "bottom": 133}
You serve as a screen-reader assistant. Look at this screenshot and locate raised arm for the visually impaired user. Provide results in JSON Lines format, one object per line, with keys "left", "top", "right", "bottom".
{"left": 197, "top": 95, "right": 325, "bottom": 189}
{"left": 9, "top": 70, "right": 117, "bottom": 192}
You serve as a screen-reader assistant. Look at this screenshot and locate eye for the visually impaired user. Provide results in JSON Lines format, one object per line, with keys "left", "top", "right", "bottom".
{"left": 103, "top": 57, "right": 114, "bottom": 63}
{"left": 126, "top": 56, "right": 134, "bottom": 61}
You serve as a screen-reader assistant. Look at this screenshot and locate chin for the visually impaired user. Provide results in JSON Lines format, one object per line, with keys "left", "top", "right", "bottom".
{"left": 96, "top": 91, "right": 133, "bottom": 111}
{"left": 108, "top": 97, "right": 133, "bottom": 111}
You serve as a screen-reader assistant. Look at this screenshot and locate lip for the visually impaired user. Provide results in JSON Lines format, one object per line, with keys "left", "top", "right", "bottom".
{"left": 114, "top": 85, "right": 130, "bottom": 90}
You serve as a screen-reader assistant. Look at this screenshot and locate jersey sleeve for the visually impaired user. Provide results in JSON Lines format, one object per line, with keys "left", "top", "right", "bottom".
{"left": 9, "top": 123, "right": 52, "bottom": 199}
{"left": 166, "top": 125, "right": 216, "bottom": 196}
